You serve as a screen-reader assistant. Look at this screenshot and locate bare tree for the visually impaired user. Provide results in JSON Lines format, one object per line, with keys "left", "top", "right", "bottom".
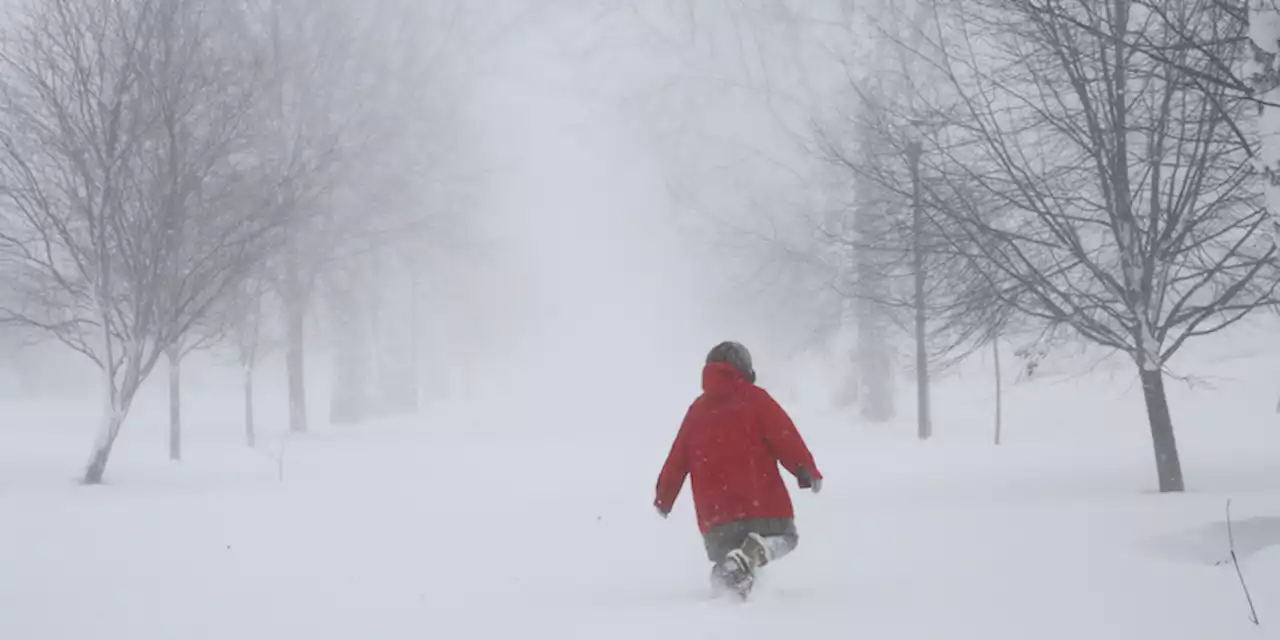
{"left": 572, "top": 2, "right": 855, "bottom": 365}
{"left": 219, "top": 272, "right": 277, "bottom": 448}
{"left": 816, "top": 69, "right": 1030, "bottom": 441}
{"left": 914, "top": 0, "right": 1279, "bottom": 491}
{"left": 847, "top": 168, "right": 898, "bottom": 421}
{"left": 138, "top": 0, "right": 274, "bottom": 462}
{"left": 249, "top": 0, "right": 354, "bottom": 435}
{"left": 245, "top": 0, "right": 482, "bottom": 433}
{"left": 0, "top": 0, "right": 286, "bottom": 483}
{"left": 806, "top": 0, "right": 988, "bottom": 435}
{"left": 1246, "top": 0, "right": 1280, "bottom": 241}
{"left": 1015, "top": 0, "right": 1280, "bottom": 244}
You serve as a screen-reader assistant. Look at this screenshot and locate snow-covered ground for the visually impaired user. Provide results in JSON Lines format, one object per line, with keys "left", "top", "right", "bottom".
{"left": 3, "top": 332, "right": 1280, "bottom": 639}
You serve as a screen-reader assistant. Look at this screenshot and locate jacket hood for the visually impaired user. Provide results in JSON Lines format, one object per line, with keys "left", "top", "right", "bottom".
{"left": 702, "top": 361, "right": 749, "bottom": 397}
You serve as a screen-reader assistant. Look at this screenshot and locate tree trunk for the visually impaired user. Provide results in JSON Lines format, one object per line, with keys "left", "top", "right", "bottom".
{"left": 857, "top": 307, "right": 894, "bottom": 422}
{"left": 329, "top": 279, "right": 366, "bottom": 425}
{"left": 366, "top": 288, "right": 386, "bottom": 418}
{"left": 244, "top": 364, "right": 255, "bottom": 448}
{"left": 83, "top": 383, "right": 129, "bottom": 485}
{"left": 283, "top": 252, "right": 308, "bottom": 434}
{"left": 836, "top": 354, "right": 859, "bottom": 408}
{"left": 833, "top": 303, "right": 859, "bottom": 408}
{"left": 82, "top": 420, "right": 121, "bottom": 485}
{"left": 83, "top": 316, "right": 135, "bottom": 484}
{"left": 1138, "top": 366, "right": 1185, "bottom": 492}
{"left": 1246, "top": 1, "right": 1280, "bottom": 243}
{"left": 993, "top": 336, "right": 1003, "bottom": 446}
{"left": 167, "top": 345, "right": 181, "bottom": 461}
{"left": 908, "top": 140, "right": 931, "bottom": 440}
{"left": 407, "top": 263, "right": 422, "bottom": 412}
{"left": 285, "top": 302, "right": 307, "bottom": 433}
{"left": 377, "top": 340, "right": 417, "bottom": 415}
{"left": 852, "top": 173, "right": 894, "bottom": 422}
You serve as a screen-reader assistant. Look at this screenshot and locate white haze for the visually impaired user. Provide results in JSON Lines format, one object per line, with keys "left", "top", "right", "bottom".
{"left": 4, "top": 2, "right": 1280, "bottom": 639}
{"left": 470, "top": 24, "right": 715, "bottom": 407}
{"left": 0, "top": 2, "right": 846, "bottom": 419}
{"left": 0, "top": 2, "right": 768, "bottom": 420}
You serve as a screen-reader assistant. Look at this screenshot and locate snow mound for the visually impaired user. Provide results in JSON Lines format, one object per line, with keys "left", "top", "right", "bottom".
{"left": 1147, "top": 515, "right": 1280, "bottom": 566}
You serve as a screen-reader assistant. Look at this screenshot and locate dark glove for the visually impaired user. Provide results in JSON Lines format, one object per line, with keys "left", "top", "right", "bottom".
{"left": 796, "top": 466, "right": 822, "bottom": 494}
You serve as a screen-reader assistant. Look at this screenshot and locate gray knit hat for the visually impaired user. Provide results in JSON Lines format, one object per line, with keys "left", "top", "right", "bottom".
{"left": 706, "top": 341, "right": 756, "bottom": 384}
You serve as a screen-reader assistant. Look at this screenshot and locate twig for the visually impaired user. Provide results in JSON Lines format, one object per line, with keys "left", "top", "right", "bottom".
{"left": 1226, "top": 499, "right": 1261, "bottom": 626}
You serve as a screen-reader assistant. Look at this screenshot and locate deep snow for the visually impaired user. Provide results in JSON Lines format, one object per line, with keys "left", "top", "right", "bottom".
{"left": 3, "top": 333, "right": 1280, "bottom": 640}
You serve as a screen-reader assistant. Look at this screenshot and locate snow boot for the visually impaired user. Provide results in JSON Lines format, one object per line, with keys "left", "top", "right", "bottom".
{"left": 711, "top": 549, "right": 755, "bottom": 599}
{"left": 739, "top": 532, "right": 772, "bottom": 569}
{"left": 713, "top": 533, "right": 777, "bottom": 599}
{"left": 709, "top": 561, "right": 736, "bottom": 596}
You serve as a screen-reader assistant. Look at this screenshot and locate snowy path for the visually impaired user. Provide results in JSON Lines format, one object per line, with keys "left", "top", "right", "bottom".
{"left": 4, "top": 418, "right": 1279, "bottom": 640}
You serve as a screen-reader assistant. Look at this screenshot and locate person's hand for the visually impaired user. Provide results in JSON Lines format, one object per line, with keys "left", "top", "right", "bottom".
{"left": 796, "top": 466, "right": 821, "bottom": 493}
{"left": 655, "top": 499, "right": 675, "bottom": 519}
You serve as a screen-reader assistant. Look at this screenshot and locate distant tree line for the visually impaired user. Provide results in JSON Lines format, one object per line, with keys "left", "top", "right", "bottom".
{"left": 608, "top": 0, "right": 1280, "bottom": 492}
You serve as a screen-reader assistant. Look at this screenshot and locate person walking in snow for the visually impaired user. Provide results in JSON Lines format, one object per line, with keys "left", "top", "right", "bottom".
{"left": 654, "top": 341, "right": 823, "bottom": 597}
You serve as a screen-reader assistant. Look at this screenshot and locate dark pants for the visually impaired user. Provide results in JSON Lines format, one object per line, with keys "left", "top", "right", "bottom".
{"left": 702, "top": 517, "right": 799, "bottom": 564}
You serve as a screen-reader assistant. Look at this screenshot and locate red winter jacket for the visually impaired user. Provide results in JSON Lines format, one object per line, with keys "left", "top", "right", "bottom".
{"left": 654, "top": 362, "right": 822, "bottom": 533}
